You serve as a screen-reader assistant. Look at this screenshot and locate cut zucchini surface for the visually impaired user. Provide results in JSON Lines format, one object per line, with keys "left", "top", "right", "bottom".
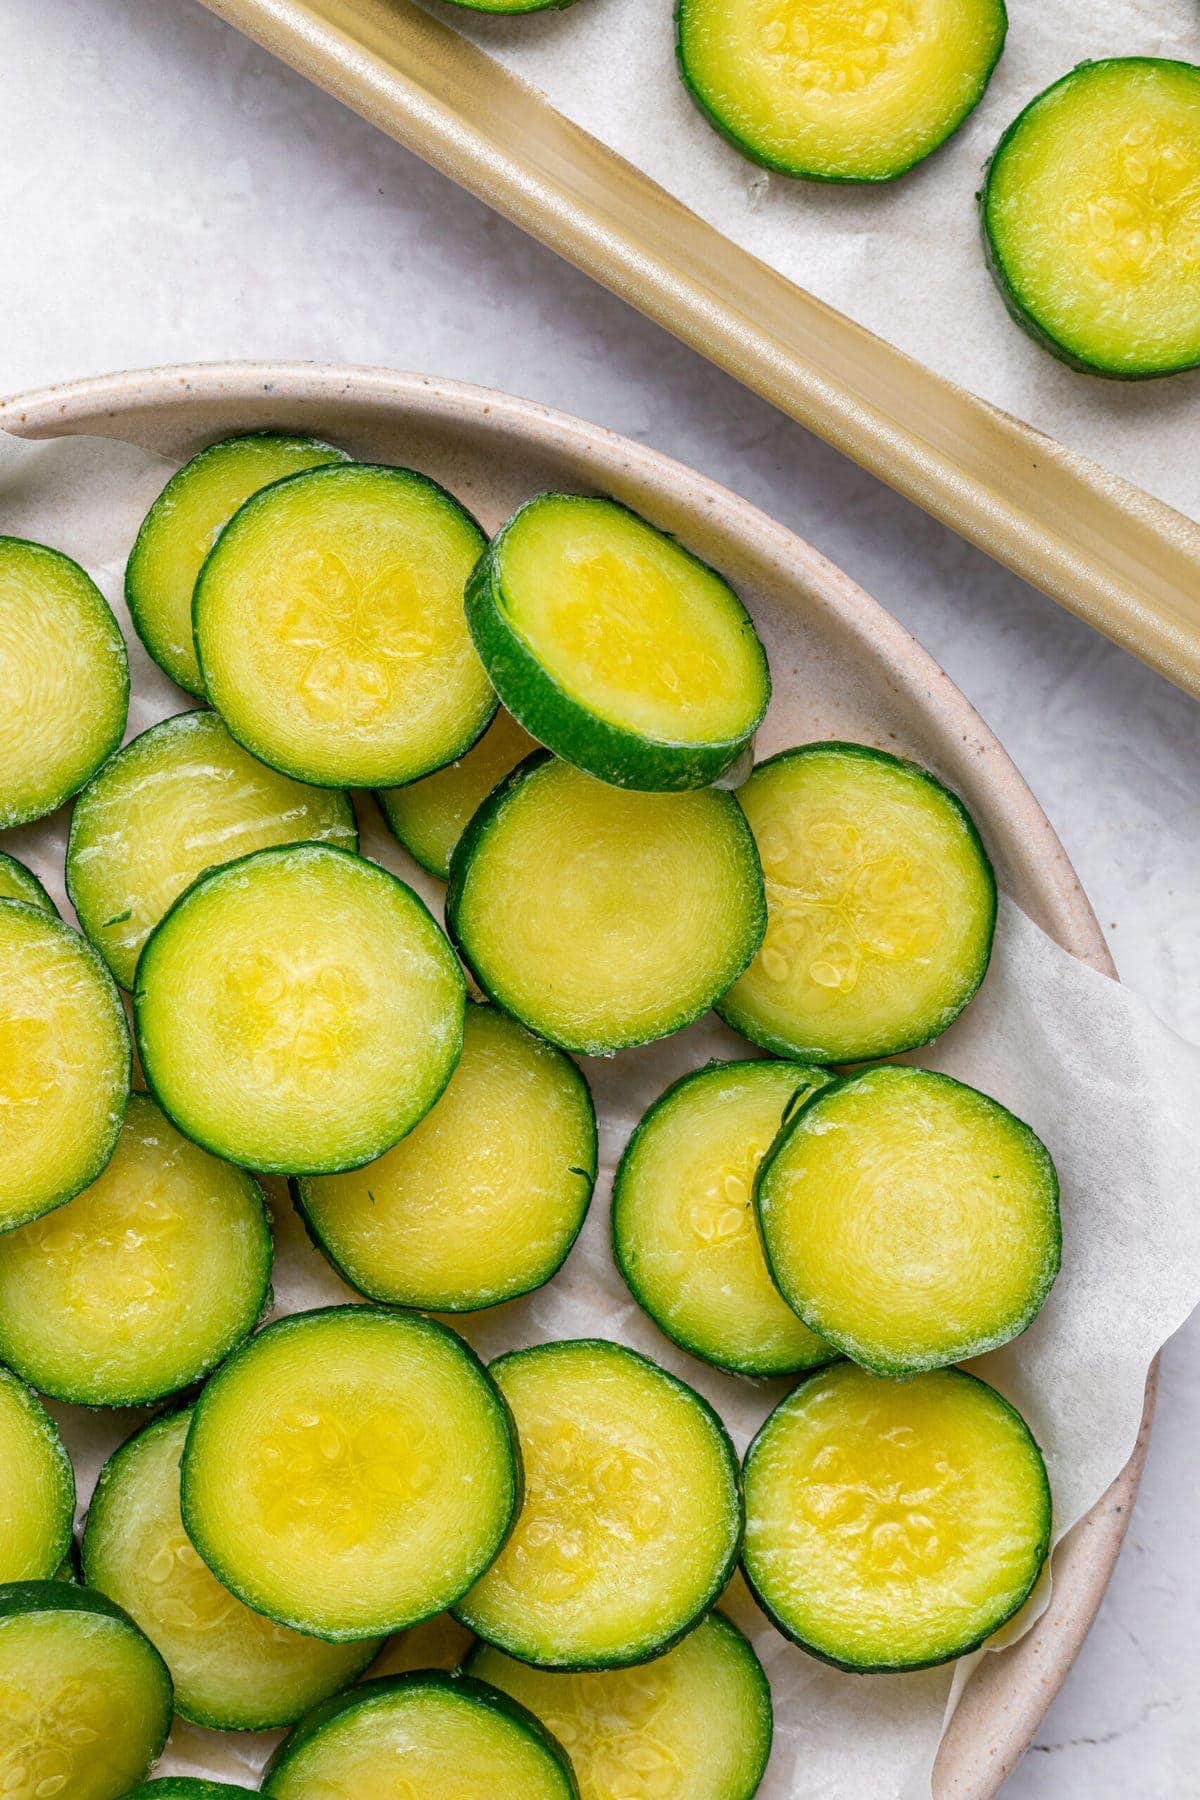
{"left": 448, "top": 755, "right": 765, "bottom": 1055}
{"left": 756, "top": 1065, "right": 1060, "bottom": 1374}
{"left": 0, "top": 1369, "right": 74, "bottom": 1584}
{"left": 126, "top": 432, "right": 351, "bottom": 695}
{"left": 613, "top": 1058, "right": 835, "bottom": 1376}
{"left": 0, "top": 1093, "right": 271, "bottom": 1407}
{"left": 377, "top": 707, "right": 538, "bottom": 880}
{"left": 0, "top": 537, "right": 128, "bottom": 829}
{"left": 983, "top": 59, "right": 1200, "bottom": 378}
{"left": 195, "top": 462, "right": 495, "bottom": 786}
{"left": 742, "top": 1362, "right": 1051, "bottom": 1670}
{"left": 0, "top": 852, "right": 57, "bottom": 914}
{"left": 295, "top": 1003, "right": 597, "bottom": 1311}
{"left": 181, "top": 1307, "right": 520, "bottom": 1641}
{"left": 83, "top": 1410, "right": 381, "bottom": 1731}
{"left": 135, "top": 842, "right": 464, "bottom": 1174}
{"left": 455, "top": 1340, "right": 741, "bottom": 1669}
{"left": 718, "top": 743, "right": 996, "bottom": 1063}
{"left": 0, "top": 904, "right": 130, "bottom": 1231}
{"left": 68, "top": 708, "right": 358, "bottom": 988}
{"left": 678, "top": 0, "right": 1006, "bottom": 181}
{"left": 465, "top": 495, "right": 769, "bottom": 791}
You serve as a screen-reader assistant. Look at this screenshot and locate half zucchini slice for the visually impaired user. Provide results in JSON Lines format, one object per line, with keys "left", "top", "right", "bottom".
{"left": 0, "top": 1366, "right": 75, "bottom": 1584}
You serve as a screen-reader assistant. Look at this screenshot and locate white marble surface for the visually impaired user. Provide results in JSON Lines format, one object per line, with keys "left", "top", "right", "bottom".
{"left": 3, "top": 1, "right": 1197, "bottom": 1793}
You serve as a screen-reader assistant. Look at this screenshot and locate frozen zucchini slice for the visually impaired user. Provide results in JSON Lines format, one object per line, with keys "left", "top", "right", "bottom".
{"left": 68, "top": 709, "right": 357, "bottom": 989}
{"left": 126, "top": 432, "right": 351, "bottom": 695}
{"left": 613, "top": 1058, "right": 835, "bottom": 1376}
{"left": 742, "top": 1362, "right": 1051, "bottom": 1670}
{"left": 0, "top": 1367, "right": 74, "bottom": 1583}
{"left": 0, "top": 1093, "right": 271, "bottom": 1407}
{"left": 263, "top": 1672, "right": 578, "bottom": 1798}
{"left": 195, "top": 462, "right": 495, "bottom": 787}
{"left": 295, "top": 1003, "right": 596, "bottom": 1311}
{"left": 0, "top": 852, "right": 57, "bottom": 914}
{"left": 469, "top": 1609, "right": 771, "bottom": 1800}
{"left": 135, "top": 842, "right": 464, "bottom": 1174}
{"left": 678, "top": 0, "right": 1006, "bottom": 181}
{"left": 0, "top": 904, "right": 130, "bottom": 1231}
{"left": 181, "top": 1307, "right": 520, "bottom": 1641}
{"left": 455, "top": 1340, "right": 741, "bottom": 1669}
{"left": 377, "top": 708, "right": 538, "bottom": 880}
{"left": 465, "top": 495, "right": 769, "bottom": 791}
{"left": 0, "top": 537, "right": 128, "bottom": 829}
{"left": 0, "top": 1582, "right": 173, "bottom": 1799}
{"left": 448, "top": 754, "right": 765, "bottom": 1055}
{"left": 756, "top": 1064, "right": 1060, "bottom": 1374}
{"left": 718, "top": 742, "right": 995, "bottom": 1062}
{"left": 124, "top": 1784, "right": 255, "bottom": 1797}
{"left": 83, "top": 1410, "right": 381, "bottom": 1731}
{"left": 369, "top": 1612, "right": 475, "bottom": 1679}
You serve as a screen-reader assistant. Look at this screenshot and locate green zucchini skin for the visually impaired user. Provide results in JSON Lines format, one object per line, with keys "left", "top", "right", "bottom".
{"left": 440, "top": 0, "right": 579, "bottom": 13}
{"left": 0, "top": 1364, "right": 76, "bottom": 1582}
{"left": 121, "top": 1784, "right": 256, "bottom": 1797}
{"left": 0, "top": 852, "right": 58, "bottom": 915}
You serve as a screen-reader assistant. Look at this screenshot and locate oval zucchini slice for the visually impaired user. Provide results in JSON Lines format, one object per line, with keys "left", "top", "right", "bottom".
{"left": 124, "top": 1784, "right": 256, "bottom": 1797}
{"left": 613, "top": 1058, "right": 836, "bottom": 1376}
{"left": 134, "top": 842, "right": 464, "bottom": 1174}
{"left": 756, "top": 1064, "right": 1060, "bottom": 1374}
{"left": 0, "top": 537, "right": 128, "bottom": 829}
{"left": 181, "top": 1306, "right": 520, "bottom": 1641}
{"left": 68, "top": 709, "right": 358, "bottom": 988}
{"left": 465, "top": 495, "right": 769, "bottom": 791}
{"left": 455, "top": 1340, "right": 741, "bottom": 1669}
{"left": 448, "top": 754, "right": 765, "bottom": 1055}
{"left": 377, "top": 707, "right": 538, "bottom": 880}
{"left": 194, "top": 462, "right": 495, "bottom": 787}
{"left": 295, "top": 1003, "right": 597, "bottom": 1311}
{"left": 83, "top": 1410, "right": 381, "bottom": 1731}
{"left": 469, "top": 1609, "right": 772, "bottom": 1800}
{"left": 717, "top": 742, "right": 996, "bottom": 1063}
{"left": 0, "top": 1368, "right": 74, "bottom": 1583}
{"left": 0, "top": 904, "right": 130, "bottom": 1231}
{"left": 743, "top": 1362, "right": 1052, "bottom": 1670}
{"left": 0, "top": 1093, "right": 271, "bottom": 1407}
{"left": 0, "top": 852, "right": 57, "bottom": 915}
{"left": 126, "top": 432, "right": 351, "bottom": 695}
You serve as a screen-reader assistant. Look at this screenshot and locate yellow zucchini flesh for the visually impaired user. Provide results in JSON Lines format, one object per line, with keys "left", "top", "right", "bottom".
{"left": 0, "top": 853, "right": 57, "bottom": 914}
{"left": 377, "top": 707, "right": 538, "bottom": 880}
{"left": 0, "top": 1369, "right": 74, "bottom": 1584}
{"left": 368, "top": 1611, "right": 475, "bottom": 1679}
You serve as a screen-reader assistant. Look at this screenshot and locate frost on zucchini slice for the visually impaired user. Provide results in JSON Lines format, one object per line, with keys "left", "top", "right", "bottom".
{"left": 613, "top": 1058, "right": 835, "bottom": 1376}
{"left": 295, "top": 1003, "right": 596, "bottom": 1311}
{"left": 181, "top": 1307, "right": 520, "bottom": 1642}
{"left": 377, "top": 708, "right": 538, "bottom": 880}
{"left": 194, "top": 462, "right": 495, "bottom": 787}
{"left": 0, "top": 853, "right": 57, "bottom": 915}
{"left": 742, "top": 1362, "right": 1052, "bottom": 1670}
{"left": 756, "top": 1064, "right": 1060, "bottom": 1374}
{"left": 0, "top": 1582, "right": 173, "bottom": 1800}
{"left": 68, "top": 709, "right": 358, "bottom": 989}
{"left": 0, "top": 537, "right": 128, "bottom": 829}
{"left": 448, "top": 754, "right": 765, "bottom": 1055}
{"left": 135, "top": 842, "right": 464, "bottom": 1175}
{"left": 0, "top": 1094, "right": 271, "bottom": 1407}
{"left": 126, "top": 432, "right": 351, "bottom": 695}
{"left": 83, "top": 1410, "right": 381, "bottom": 1731}
{"left": 718, "top": 742, "right": 996, "bottom": 1063}
{"left": 465, "top": 495, "right": 769, "bottom": 791}
{"left": 455, "top": 1340, "right": 742, "bottom": 1669}
{"left": 0, "top": 904, "right": 130, "bottom": 1232}
{"left": 0, "top": 1368, "right": 74, "bottom": 1584}
{"left": 982, "top": 59, "right": 1200, "bottom": 378}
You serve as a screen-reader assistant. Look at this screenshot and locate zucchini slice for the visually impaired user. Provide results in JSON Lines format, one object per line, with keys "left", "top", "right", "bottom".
{"left": 0, "top": 537, "right": 128, "bottom": 829}
{"left": 0, "top": 904, "right": 130, "bottom": 1232}
{"left": 447, "top": 754, "right": 765, "bottom": 1055}
{"left": 134, "top": 842, "right": 464, "bottom": 1175}
{"left": 83, "top": 1410, "right": 381, "bottom": 1731}
{"left": 0, "top": 852, "right": 57, "bottom": 915}
{"left": 294, "top": 1003, "right": 596, "bottom": 1311}
{"left": 126, "top": 432, "right": 351, "bottom": 695}
{"left": 717, "top": 742, "right": 996, "bottom": 1063}
{"left": 678, "top": 0, "right": 1006, "bottom": 182}
{"left": 756, "top": 1064, "right": 1060, "bottom": 1374}
{"left": 369, "top": 1612, "right": 475, "bottom": 1679}
{"left": 465, "top": 495, "right": 769, "bottom": 791}
{"left": 0, "top": 1368, "right": 74, "bottom": 1583}
{"left": 181, "top": 1307, "right": 520, "bottom": 1641}
{"left": 0, "top": 1582, "right": 173, "bottom": 1799}
{"left": 468, "top": 1609, "right": 772, "bottom": 1800}
{"left": 377, "top": 708, "right": 538, "bottom": 880}
{"left": 454, "top": 1340, "right": 741, "bottom": 1669}
{"left": 613, "top": 1058, "right": 836, "bottom": 1376}
{"left": 262, "top": 1673, "right": 578, "bottom": 1798}
{"left": 194, "top": 462, "right": 495, "bottom": 787}
{"left": 68, "top": 709, "right": 358, "bottom": 989}
{"left": 0, "top": 1093, "right": 271, "bottom": 1407}
{"left": 982, "top": 59, "right": 1200, "bottom": 378}
{"left": 124, "top": 1784, "right": 255, "bottom": 1797}
{"left": 742, "top": 1362, "right": 1051, "bottom": 1670}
